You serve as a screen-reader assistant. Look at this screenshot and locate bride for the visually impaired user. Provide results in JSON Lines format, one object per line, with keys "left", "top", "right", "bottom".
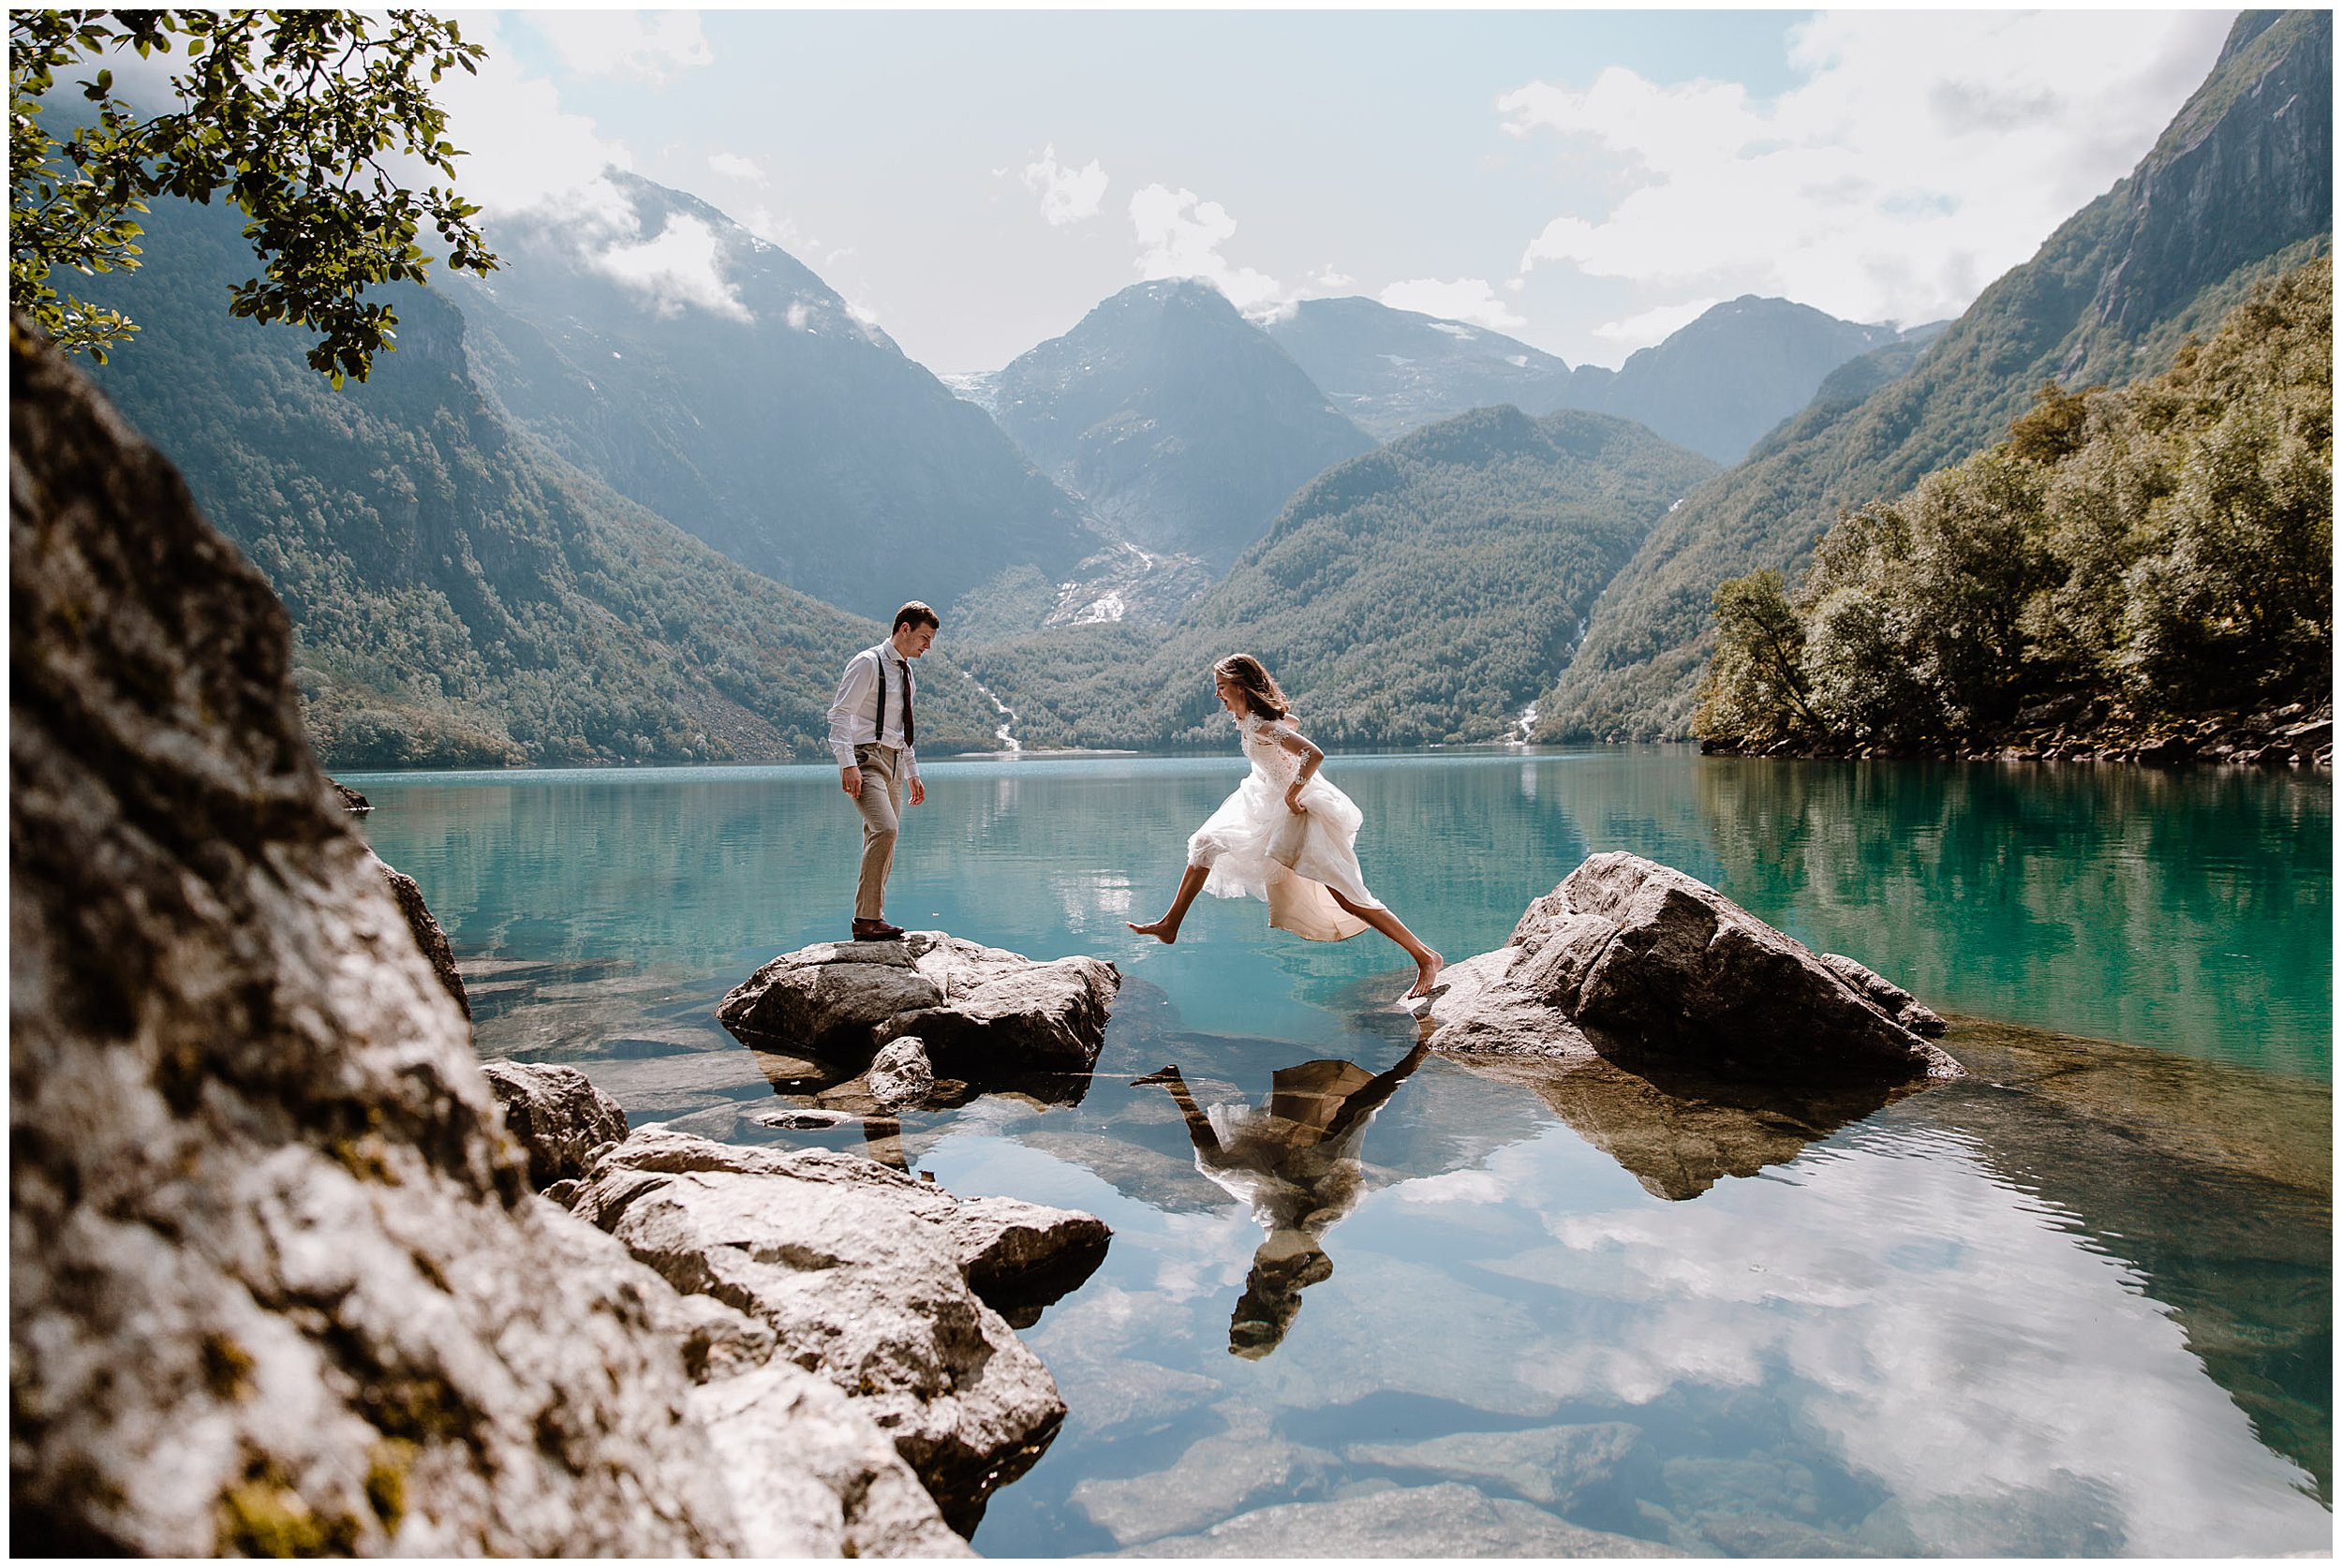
{"left": 1128, "top": 654, "right": 1444, "bottom": 999}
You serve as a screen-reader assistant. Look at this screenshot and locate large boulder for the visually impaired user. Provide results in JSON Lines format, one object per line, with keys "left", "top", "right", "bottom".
{"left": 568, "top": 1128, "right": 1110, "bottom": 1531}
{"left": 371, "top": 851, "right": 471, "bottom": 1019}
{"left": 719, "top": 930, "right": 1119, "bottom": 1075}
{"left": 1424, "top": 852, "right": 1961, "bottom": 1083}
{"left": 7, "top": 321, "right": 967, "bottom": 1557}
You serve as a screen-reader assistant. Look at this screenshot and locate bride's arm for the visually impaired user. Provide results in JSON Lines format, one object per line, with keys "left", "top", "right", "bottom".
{"left": 1275, "top": 724, "right": 1324, "bottom": 812}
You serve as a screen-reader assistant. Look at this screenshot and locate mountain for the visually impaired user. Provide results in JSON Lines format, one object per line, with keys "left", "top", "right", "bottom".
{"left": 441, "top": 171, "right": 1100, "bottom": 622}
{"left": 963, "top": 406, "right": 1716, "bottom": 749}
{"left": 1564, "top": 298, "right": 1906, "bottom": 465}
{"left": 1540, "top": 8, "right": 2333, "bottom": 741}
{"left": 1262, "top": 297, "right": 1577, "bottom": 441}
{"left": 970, "top": 279, "right": 1379, "bottom": 570}
{"left": 74, "top": 190, "right": 1002, "bottom": 768}
{"left": 1264, "top": 293, "right": 1908, "bottom": 465}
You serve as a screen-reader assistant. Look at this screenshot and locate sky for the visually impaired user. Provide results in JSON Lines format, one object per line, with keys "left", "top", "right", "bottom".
{"left": 426, "top": 7, "right": 2240, "bottom": 375}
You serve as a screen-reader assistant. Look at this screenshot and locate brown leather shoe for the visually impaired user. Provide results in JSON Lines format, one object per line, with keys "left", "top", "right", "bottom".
{"left": 851, "top": 917, "right": 906, "bottom": 941}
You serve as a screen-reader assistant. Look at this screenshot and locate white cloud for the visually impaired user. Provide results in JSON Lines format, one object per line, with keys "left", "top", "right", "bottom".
{"left": 1023, "top": 143, "right": 1108, "bottom": 226}
{"left": 1594, "top": 295, "right": 1722, "bottom": 353}
{"left": 706, "top": 150, "right": 767, "bottom": 188}
{"left": 591, "top": 214, "right": 751, "bottom": 321}
{"left": 1378, "top": 276, "right": 1528, "bottom": 332}
{"left": 534, "top": 10, "right": 713, "bottom": 87}
{"left": 1501, "top": 9, "right": 2233, "bottom": 328}
{"left": 1129, "top": 184, "right": 1284, "bottom": 314}
{"left": 432, "top": 16, "right": 636, "bottom": 238}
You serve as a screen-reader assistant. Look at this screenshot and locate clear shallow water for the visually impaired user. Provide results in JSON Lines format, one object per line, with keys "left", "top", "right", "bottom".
{"left": 350, "top": 747, "right": 2332, "bottom": 1556}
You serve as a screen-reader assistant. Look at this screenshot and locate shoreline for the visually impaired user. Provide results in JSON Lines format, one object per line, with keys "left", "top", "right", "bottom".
{"left": 1697, "top": 699, "right": 2333, "bottom": 772}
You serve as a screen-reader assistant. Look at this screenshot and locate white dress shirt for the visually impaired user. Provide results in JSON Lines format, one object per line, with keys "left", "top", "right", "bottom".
{"left": 827, "top": 642, "right": 919, "bottom": 778}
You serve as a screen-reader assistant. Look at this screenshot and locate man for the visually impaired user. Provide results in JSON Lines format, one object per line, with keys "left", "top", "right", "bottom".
{"left": 827, "top": 600, "right": 938, "bottom": 941}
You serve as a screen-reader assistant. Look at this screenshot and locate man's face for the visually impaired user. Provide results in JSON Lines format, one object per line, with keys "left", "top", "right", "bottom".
{"left": 896, "top": 622, "right": 936, "bottom": 658}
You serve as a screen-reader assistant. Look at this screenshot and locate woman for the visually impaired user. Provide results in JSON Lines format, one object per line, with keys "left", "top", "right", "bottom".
{"left": 1128, "top": 654, "right": 1443, "bottom": 999}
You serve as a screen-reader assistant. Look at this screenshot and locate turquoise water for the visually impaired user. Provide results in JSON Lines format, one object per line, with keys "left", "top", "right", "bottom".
{"left": 351, "top": 747, "right": 2333, "bottom": 1556}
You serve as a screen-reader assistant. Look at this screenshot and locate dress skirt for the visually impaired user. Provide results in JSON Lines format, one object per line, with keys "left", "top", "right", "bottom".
{"left": 1188, "top": 761, "right": 1384, "bottom": 942}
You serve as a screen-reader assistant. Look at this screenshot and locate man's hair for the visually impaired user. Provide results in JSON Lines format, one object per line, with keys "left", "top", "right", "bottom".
{"left": 893, "top": 600, "right": 940, "bottom": 634}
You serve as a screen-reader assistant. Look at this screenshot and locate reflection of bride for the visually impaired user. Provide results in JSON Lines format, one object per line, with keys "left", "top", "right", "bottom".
{"left": 1134, "top": 1042, "right": 1428, "bottom": 1357}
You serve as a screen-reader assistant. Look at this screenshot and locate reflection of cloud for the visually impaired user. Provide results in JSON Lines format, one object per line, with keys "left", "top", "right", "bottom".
{"left": 1478, "top": 1122, "right": 2323, "bottom": 1556}
{"left": 1377, "top": 277, "right": 1527, "bottom": 332}
{"left": 1023, "top": 143, "right": 1108, "bottom": 226}
{"left": 1501, "top": 10, "right": 2230, "bottom": 328}
{"left": 1390, "top": 1167, "right": 1507, "bottom": 1205}
{"left": 1129, "top": 184, "right": 1283, "bottom": 314}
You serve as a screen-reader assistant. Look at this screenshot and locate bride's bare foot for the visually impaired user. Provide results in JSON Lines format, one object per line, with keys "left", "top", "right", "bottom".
{"left": 1406, "top": 950, "right": 1445, "bottom": 998}
{"left": 1127, "top": 918, "right": 1179, "bottom": 943}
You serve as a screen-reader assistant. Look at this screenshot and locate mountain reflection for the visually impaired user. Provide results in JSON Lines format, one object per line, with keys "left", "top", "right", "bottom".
{"left": 1134, "top": 1043, "right": 1429, "bottom": 1357}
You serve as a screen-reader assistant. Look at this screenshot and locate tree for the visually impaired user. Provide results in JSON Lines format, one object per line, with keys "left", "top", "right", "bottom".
{"left": 9, "top": 8, "right": 495, "bottom": 383}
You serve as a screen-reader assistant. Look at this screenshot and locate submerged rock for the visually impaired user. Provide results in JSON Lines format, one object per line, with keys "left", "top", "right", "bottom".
{"left": 719, "top": 930, "right": 1119, "bottom": 1075}
{"left": 1132, "top": 1480, "right": 1679, "bottom": 1558}
{"left": 1424, "top": 852, "right": 1961, "bottom": 1084}
{"left": 568, "top": 1127, "right": 1110, "bottom": 1531}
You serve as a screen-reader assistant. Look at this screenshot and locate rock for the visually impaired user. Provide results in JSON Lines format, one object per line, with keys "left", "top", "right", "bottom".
{"left": 718, "top": 930, "right": 1119, "bottom": 1076}
{"left": 9, "top": 322, "right": 746, "bottom": 1551}
{"left": 482, "top": 1061, "right": 630, "bottom": 1191}
{"left": 688, "top": 1366, "right": 973, "bottom": 1558}
{"left": 867, "top": 1035, "right": 937, "bottom": 1108}
{"left": 571, "top": 1128, "right": 1109, "bottom": 1531}
{"left": 328, "top": 777, "right": 373, "bottom": 812}
{"left": 1422, "top": 853, "right": 1962, "bottom": 1084}
{"left": 8, "top": 321, "right": 964, "bottom": 1557}
{"left": 371, "top": 851, "right": 471, "bottom": 1020}
{"left": 1071, "top": 1402, "right": 1328, "bottom": 1546}
{"left": 1130, "top": 1481, "right": 1680, "bottom": 1558}
{"left": 1818, "top": 953, "right": 1948, "bottom": 1037}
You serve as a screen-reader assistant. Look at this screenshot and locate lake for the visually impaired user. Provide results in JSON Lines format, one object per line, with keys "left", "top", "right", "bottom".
{"left": 349, "top": 745, "right": 2332, "bottom": 1557}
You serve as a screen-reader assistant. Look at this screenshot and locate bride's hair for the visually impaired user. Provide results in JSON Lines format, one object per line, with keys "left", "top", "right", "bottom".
{"left": 1213, "top": 654, "right": 1291, "bottom": 719}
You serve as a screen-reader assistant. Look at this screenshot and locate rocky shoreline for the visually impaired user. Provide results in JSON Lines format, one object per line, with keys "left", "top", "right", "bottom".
{"left": 1699, "top": 697, "right": 2334, "bottom": 769}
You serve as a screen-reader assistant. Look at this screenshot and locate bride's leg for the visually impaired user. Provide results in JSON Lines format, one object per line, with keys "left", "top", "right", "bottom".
{"left": 1129, "top": 864, "right": 1208, "bottom": 943}
{"left": 1330, "top": 890, "right": 1444, "bottom": 997}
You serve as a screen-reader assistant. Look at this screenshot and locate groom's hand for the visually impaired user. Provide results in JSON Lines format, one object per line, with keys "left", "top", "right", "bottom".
{"left": 909, "top": 777, "right": 926, "bottom": 806}
{"left": 841, "top": 765, "right": 862, "bottom": 799}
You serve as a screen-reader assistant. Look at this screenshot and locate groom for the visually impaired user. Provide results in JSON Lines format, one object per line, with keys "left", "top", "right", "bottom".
{"left": 827, "top": 600, "right": 938, "bottom": 941}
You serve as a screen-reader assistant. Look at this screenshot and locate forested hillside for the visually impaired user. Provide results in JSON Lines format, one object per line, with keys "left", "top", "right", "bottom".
{"left": 963, "top": 407, "right": 1714, "bottom": 748}
{"left": 1540, "top": 8, "right": 2332, "bottom": 741}
{"left": 1697, "top": 258, "right": 2331, "bottom": 758}
{"left": 447, "top": 171, "right": 1101, "bottom": 621}
{"left": 79, "top": 194, "right": 1001, "bottom": 768}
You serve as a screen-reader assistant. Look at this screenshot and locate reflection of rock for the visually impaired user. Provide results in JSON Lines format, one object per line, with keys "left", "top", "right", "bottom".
{"left": 1129, "top": 1480, "right": 1679, "bottom": 1558}
{"left": 1341, "top": 1421, "right": 1643, "bottom": 1512}
{"left": 568, "top": 1128, "right": 1108, "bottom": 1531}
{"left": 1425, "top": 853, "right": 1961, "bottom": 1084}
{"left": 1930, "top": 1017, "right": 2333, "bottom": 1502}
{"left": 1445, "top": 1052, "right": 1916, "bottom": 1200}
{"left": 482, "top": 1060, "right": 630, "bottom": 1191}
{"left": 719, "top": 931, "right": 1118, "bottom": 1076}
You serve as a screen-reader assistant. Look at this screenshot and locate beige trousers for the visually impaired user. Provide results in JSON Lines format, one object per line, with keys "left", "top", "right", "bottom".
{"left": 852, "top": 743, "right": 905, "bottom": 921}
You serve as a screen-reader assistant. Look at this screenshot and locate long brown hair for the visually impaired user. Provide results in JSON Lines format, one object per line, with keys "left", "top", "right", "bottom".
{"left": 1213, "top": 654, "right": 1291, "bottom": 720}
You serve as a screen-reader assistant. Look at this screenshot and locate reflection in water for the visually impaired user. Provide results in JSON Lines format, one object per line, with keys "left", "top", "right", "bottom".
{"left": 1134, "top": 1043, "right": 1428, "bottom": 1357}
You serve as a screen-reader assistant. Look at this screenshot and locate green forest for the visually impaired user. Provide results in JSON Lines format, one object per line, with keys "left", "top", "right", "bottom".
{"left": 1695, "top": 258, "right": 2331, "bottom": 756}
{"left": 961, "top": 407, "right": 1714, "bottom": 749}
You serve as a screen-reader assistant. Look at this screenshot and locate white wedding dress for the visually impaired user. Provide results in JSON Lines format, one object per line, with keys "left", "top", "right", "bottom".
{"left": 1187, "top": 710, "right": 1384, "bottom": 941}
